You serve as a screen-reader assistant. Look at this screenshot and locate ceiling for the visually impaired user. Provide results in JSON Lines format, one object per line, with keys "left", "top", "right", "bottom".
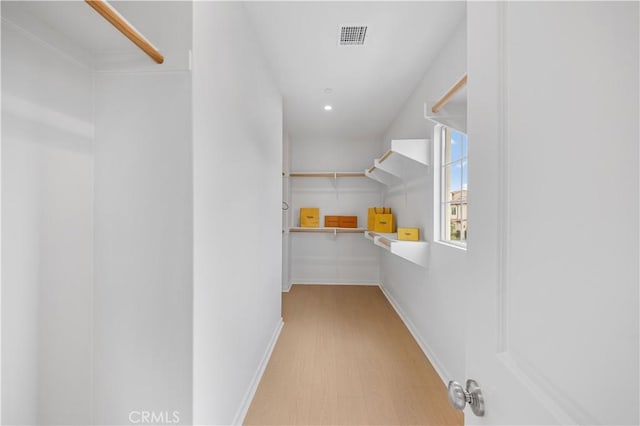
{"left": 2, "top": 1, "right": 134, "bottom": 58}
{"left": 1, "top": 1, "right": 191, "bottom": 69}
{"left": 2, "top": 1, "right": 465, "bottom": 138}
{"left": 244, "top": 2, "right": 466, "bottom": 138}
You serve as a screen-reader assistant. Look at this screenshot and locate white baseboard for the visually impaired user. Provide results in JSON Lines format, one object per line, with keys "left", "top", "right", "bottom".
{"left": 232, "top": 318, "right": 284, "bottom": 425}
{"left": 288, "top": 281, "right": 378, "bottom": 287}
{"left": 378, "top": 283, "right": 450, "bottom": 385}
{"left": 283, "top": 281, "right": 378, "bottom": 292}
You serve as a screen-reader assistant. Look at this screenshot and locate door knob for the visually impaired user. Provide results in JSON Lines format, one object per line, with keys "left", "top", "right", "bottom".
{"left": 447, "top": 379, "right": 485, "bottom": 416}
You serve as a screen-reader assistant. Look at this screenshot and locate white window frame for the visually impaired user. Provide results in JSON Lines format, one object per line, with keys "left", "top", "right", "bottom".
{"left": 433, "top": 124, "right": 467, "bottom": 250}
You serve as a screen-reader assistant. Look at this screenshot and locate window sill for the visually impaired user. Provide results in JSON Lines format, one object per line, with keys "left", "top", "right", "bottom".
{"left": 434, "top": 240, "right": 467, "bottom": 251}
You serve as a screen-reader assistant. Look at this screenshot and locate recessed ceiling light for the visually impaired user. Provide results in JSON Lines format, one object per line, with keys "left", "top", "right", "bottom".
{"left": 324, "top": 105, "right": 333, "bottom": 111}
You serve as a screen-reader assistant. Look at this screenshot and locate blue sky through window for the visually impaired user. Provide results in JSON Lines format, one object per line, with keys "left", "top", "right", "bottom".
{"left": 450, "top": 130, "right": 468, "bottom": 193}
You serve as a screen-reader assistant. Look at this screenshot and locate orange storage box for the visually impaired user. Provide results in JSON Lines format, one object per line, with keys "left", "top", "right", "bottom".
{"left": 338, "top": 216, "right": 358, "bottom": 228}
{"left": 324, "top": 215, "right": 340, "bottom": 227}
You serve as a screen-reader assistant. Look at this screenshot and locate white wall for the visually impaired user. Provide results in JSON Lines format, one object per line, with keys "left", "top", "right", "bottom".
{"left": 1, "top": 18, "right": 93, "bottom": 425}
{"left": 379, "top": 22, "right": 467, "bottom": 382}
{"left": 288, "top": 134, "right": 383, "bottom": 286}
{"left": 192, "top": 3, "right": 283, "bottom": 424}
{"left": 91, "top": 3, "right": 193, "bottom": 424}
{"left": 0, "top": 8, "right": 4, "bottom": 423}
{"left": 93, "top": 71, "right": 193, "bottom": 425}
{"left": 282, "top": 131, "right": 291, "bottom": 290}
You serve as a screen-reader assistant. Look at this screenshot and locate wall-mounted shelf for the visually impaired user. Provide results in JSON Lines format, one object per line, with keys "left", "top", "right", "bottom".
{"left": 431, "top": 73, "right": 467, "bottom": 114}
{"left": 290, "top": 227, "right": 367, "bottom": 234}
{"left": 365, "top": 139, "right": 429, "bottom": 183}
{"left": 287, "top": 172, "right": 366, "bottom": 178}
{"left": 424, "top": 73, "right": 467, "bottom": 131}
{"left": 287, "top": 172, "right": 369, "bottom": 189}
{"left": 364, "top": 231, "right": 428, "bottom": 267}
{"left": 365, "top": 164, "right": 402, "bottom": 186}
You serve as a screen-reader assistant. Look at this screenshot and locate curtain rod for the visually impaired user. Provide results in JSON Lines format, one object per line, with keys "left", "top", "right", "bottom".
{"left": 431, "top": 73, "right": 467, "bottom": 114}
{"left": 85, "top": 0, "right": 164, "bottom": 64}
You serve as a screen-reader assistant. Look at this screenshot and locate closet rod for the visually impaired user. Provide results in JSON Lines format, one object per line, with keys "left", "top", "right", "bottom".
{"left": 85, "top": 0, "right": 164, "bottom": 64}
{"left": 289, "top": 172, "right": 366, "bottom": 178}
{"left": 431, "top": 73, "right": 467, "bottom": 114}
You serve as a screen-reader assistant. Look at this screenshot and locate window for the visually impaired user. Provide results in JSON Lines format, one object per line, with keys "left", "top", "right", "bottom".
{"left": 436, "top": 125, "right": 467, "bottom": 246}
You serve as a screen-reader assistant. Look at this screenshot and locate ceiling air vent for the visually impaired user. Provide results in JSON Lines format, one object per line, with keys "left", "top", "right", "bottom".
{"left": 339, "top": 26, "right": 368, "bottom": 46}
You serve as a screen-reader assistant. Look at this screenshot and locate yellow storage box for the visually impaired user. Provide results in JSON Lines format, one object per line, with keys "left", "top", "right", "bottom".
{"left": 300, "top": 208, "right": 320, "bottom": 227}
{"left": 398, "top": 228, "right": 420, "bottom": 241}
{"left": 374, "top": 213, "right": 395, "bottom": 233}
{"left": 368, "top": 207, "right": 391, "bottom": 231}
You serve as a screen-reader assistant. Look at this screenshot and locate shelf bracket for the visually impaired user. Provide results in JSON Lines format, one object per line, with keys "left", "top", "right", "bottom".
{"left": 330, "top": 172, "right": 338, "bottom": 190}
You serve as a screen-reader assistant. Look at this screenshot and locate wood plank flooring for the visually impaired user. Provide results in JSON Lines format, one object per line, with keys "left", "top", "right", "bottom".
{"left": 244, "top": 285, "right": 464, "bottom": 425}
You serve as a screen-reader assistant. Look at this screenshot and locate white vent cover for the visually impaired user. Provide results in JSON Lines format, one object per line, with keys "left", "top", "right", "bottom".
{"left": 339, "top": 26, "right": 367, "bottom": 45}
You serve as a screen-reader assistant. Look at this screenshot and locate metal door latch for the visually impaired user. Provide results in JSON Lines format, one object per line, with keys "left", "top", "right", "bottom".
{"left": 447, "top": 379, "right": 485, "bottom": 417}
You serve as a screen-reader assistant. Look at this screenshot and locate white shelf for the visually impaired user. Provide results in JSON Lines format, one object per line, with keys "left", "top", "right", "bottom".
{"left": 364, "top": 164, "right": 401, "bottom": 185}
{"left": 287, "top": 171, "right": 366, "bottom": 178}
{"left": 365, "top": 139, "right": 429, "bottom": 184}
{"left": 423, "top": 101, "right": 467, "bottom": 131}
{"left": 364, "top": 231, "right": 428, "bottom": 267}
{"left": 290, "top": 227, "right": 367, "bottom": 234}
{"left": 423, "top": 73, "right": 467, "bottom": 131}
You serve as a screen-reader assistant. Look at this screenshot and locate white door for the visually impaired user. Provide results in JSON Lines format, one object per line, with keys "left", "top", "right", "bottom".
{"left": 462, "top": 2, "right": 638, "bottom": 425}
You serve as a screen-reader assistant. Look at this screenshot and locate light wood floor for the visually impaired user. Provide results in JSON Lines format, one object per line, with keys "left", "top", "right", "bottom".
{"left": 244, "top": 285, "right": 464, "bottom": 425}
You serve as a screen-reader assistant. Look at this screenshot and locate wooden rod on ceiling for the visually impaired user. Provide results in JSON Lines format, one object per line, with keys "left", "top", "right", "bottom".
{"left": 431, "top": 73, "right": 467, "bottom": 114}
{"left": 85, "top": 0, "right": 164, "bottom": 64}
